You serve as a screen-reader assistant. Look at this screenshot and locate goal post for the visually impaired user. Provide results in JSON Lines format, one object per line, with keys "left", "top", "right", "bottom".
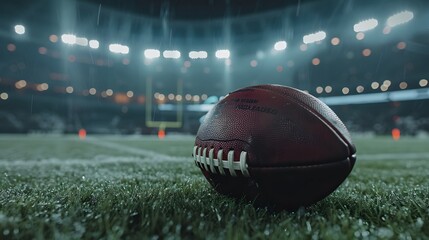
{"left": 145, "top": 77, "right": 183, "bottom": 129}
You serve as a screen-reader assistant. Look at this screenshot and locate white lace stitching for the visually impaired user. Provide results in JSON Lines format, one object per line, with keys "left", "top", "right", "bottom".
{"left": 193, "top": 146, "right": 250, "bottom": 177}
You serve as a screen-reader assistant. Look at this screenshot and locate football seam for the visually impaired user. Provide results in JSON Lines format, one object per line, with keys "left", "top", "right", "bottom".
{"left": 288, "top": 94, "right": 354, "bottom": 154}
{"left": 249, "top": 85, "right": 353, "bottom": 157}
{"left": 195, "top": 136, "right": 250, "bottom": 145}
{"left": 248, "top": 155, "right": 355, "bottom": 171}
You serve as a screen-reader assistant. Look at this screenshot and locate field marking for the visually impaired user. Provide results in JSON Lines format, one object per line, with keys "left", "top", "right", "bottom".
{"left": 0, "top": 156, "right": 149, "bottom": 166}
{"left": 358, "top": 152, "right": 429, "bottom": 161}
{"left": 84, "top": 137, "right": 183, "bottom": 161}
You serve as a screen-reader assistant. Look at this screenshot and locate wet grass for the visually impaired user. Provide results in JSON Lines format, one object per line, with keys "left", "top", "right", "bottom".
{"left": 0, "top": 135, "right": 428, "bottom": 239}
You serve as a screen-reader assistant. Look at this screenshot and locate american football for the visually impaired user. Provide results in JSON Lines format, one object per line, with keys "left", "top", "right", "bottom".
{"left": 194, "top": 84, "right": 356, "bottom": 209}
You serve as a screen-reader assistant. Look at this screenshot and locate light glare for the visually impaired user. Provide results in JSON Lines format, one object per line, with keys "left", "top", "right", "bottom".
{"left": 325, "top": 86, "right": 332, "bottom": 93}
{"left": 250, "top": 60, "right": 258, "bottom": 67}
{"left": 0, "top": 92, "right": 8, "bottom": 100}
{"left": 312, "top": 58, "right": 320, "bottom": 66}
{"left": 353, "top": 18, "right": 378, "bottom": 32}
{"left": 144, "top": 49, "right": 161, "bottom": 59}
{"left": 371, "top": 82, "right": 380, "bottom": 89}
{"left": 362, "top": 48, "right": 371, "bottom": 57}
{"left": 109, "top": 44, "right": 129, "bottom": 54}
{"left": 274, "top": 41, "right": 287, "bottom": 51}
{"left": 383, "top": 80, "right": 392, "bottom": 87}
{"left": 215, "top": 49, "right": 230, "bottom": 59}
{"left": 37, "top": 83, "right": 49, "bottom": 91}
{"left": 15, "top": 80, "right": 27, "bottom": 89}
{"left": 61, "top": 34, "right": 76, "bottom": 45}
{"left": 356, "top": 32, "right": 365, "bottom": 40}
{"left": 66, "top": 86, "right": 74, "bottom": 93}
{"left": 76, "top": 37, "right": 88, "bottom": 46}
{"left": 106, "top": 89, "right": 113, "bottom": 96}
{"left": 387, "top": 11, "right": 414, "bottom": 27}
{"left": 89, "top": 40, "right": 99, "bottom": 49}
{"left": 331, "top": 37, "right": 340, "bottom": 46}
{"left": 397, "top": 42, "right": 406, "bottom": 50}
{"left": 303, "top": 31, "right": 326, "bottom": 44}
{"left": 14, "top": 25, "right": 25, "bottom": 34}
{"left": 89, "top": 88, "right": 96, "bottom": 95}
{"left": 49, "top": 35, "right": 58, "bottom": 43}
{"left": 163, "top": 50, "right": 181, "bottom": 59}
{"left": 189, "top": 51, "right": 208, "bottom": 59}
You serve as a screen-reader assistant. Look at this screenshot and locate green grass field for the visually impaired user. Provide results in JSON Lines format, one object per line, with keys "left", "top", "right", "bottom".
{"left": 0, "top": 134, "right": 428, "bottom": 239}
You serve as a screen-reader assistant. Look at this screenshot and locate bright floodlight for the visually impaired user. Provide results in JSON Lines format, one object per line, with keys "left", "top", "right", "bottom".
{"left": 274, "top": 41, "right": 287, "bottom": 51}
{"left": 61, "top": 34, "right": 77, "bottom": 45}
{"left": 354, "top": 18, "right": 378, "bottom": 32}
{"left": 303, "top": 31, "right": 326, "bottom": 44}
{"left": 387, "top": 11, "right": 414, "bottom": 27}
{"left": 89, "top": 40, "right": 99, "bottom": 49}
{"left": 76, "top": 37, "right": 88, "bottom": 46}
{"left": 109, "top": 44, "right": 129, "bottom": 54}
{"left": 189, "top": 51, "right": 198, "bottom": 59}
{"left": 189, "top": 51, "right": 208, "bottom": 59}
{"left": 14, "top": 25, "right": 25, "bottom": 34}
{"left": 199, "top": 51, "right": 208, "bottom": 59}
{"left": 163, "top": 50, "right": 181, "bottom": 59}
{"left": 122, "top": 45, "right": 129, "bottom": 54}
{"left": 215, "top": 49, "right": 230, "bottom": 59}
{"left": 144, "top": 49, "right": 161, "bottom": 59}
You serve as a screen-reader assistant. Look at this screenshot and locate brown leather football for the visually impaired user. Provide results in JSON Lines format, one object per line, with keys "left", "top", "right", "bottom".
{"left": 193, "top": 84, "right": 356, "bottom": 210}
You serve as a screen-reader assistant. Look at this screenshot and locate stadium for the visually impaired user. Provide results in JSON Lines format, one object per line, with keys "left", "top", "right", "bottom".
{"left": 0, "top": 0, "right": 428, "bottom": 238}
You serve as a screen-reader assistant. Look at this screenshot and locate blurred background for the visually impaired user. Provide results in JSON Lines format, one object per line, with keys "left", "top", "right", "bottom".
{"left": 0, "top": 0, "right": 428, "bottom": 137}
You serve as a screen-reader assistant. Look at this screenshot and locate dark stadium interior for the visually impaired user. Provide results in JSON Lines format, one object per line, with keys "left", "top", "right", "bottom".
{"left": 1, "top": 0, "right": 428, "bottom": 135}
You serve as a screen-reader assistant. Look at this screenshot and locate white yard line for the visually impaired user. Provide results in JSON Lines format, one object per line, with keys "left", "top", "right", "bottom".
{"left": 0, "top": 137, "right": 188, "bottom": 165}
{"left": 84, "top": 137, "right": 183, "bottom": 161}
{"left": 0, "top": 156, "right": 147, "bottom": 166}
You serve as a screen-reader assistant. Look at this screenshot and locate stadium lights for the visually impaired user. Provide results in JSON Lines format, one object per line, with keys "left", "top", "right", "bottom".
{"left": 215, "top": 49, "right": 230, "bottom": 59}
{"left": 89, "top": 40, "right": 99, "bottom": 49}
{"left": 65, "top": 86, "right": 74, "bottom": 94}
{"left": 387, "top": 10, "right": 414, "bottom": 27}
{"left": 144, "top": 49, "right": 161, "bottom": 59}
{"left": 303, "top": 31, "right": 326, "bottom": 44}
{"left": 15, "top": 80, "right": 27, "bottom": 89}
{"left": 163, "top": 50, "right": 181, "bottom": 59}
{"left": 61, "top": 34, "right": 94, "bottom": 48}
{"left": 353, "top": 18, "right": 378, "bottom": 32}
{"left": 109, "top": 44, "right": 129, "bottom": 54}
{"left": 0, "top": 92, "right": 8, "bottom": 100}
{"left": 189, "top": 51, "right": 208, "bottom": 59}
{"left": 61, "top": 34, "right": 77, "bottom": 45}
{"left": 14, "top": 25, "right": 25, "bottom": 34}
{"left": 75, "top": 37, "right": 88, "bottom": 47}
{"left": 274, "top": 41, "right": 287, "bottom": 51}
